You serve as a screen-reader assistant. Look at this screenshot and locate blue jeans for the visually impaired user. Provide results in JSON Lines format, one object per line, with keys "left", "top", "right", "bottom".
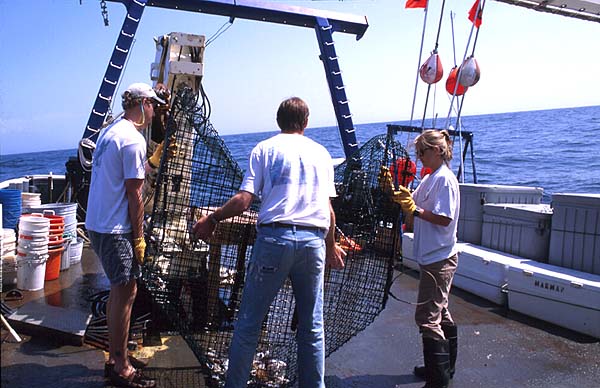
{"left": 225, "top": 224, "right": 326, "bottom": 388}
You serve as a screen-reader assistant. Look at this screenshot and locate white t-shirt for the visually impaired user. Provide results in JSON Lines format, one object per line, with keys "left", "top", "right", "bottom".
{"left": 412, "top": 164, "right": 460, "bottom": 265}
{"left": 240, "top": 133, "right": 336, "bottom": 230}
{"left": 85, "top": 118, "right": 146, "bottom": 234}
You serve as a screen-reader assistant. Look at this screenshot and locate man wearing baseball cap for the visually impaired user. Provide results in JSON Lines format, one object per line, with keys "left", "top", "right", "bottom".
{"left": 86, "top": 82, "right": 166, "bottom": 387}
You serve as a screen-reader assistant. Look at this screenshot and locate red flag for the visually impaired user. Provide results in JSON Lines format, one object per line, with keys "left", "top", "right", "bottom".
{"left": 468, "top": 0, "right": 483, "bottom": 28}
{"left": 405, "top": 0, "right": 428, "bottom": 9}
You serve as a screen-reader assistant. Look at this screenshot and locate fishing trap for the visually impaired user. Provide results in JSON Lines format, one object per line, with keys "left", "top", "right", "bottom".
{"left": 139, "top": 86, "right": 411, "bottom": 387}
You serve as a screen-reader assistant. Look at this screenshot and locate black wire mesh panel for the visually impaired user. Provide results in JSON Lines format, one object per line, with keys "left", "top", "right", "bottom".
{"left": 142, "top": 87, "right": 407, "bottom": 387}
{"left": 327, "top": 133, "right": 412, "bottom": 351}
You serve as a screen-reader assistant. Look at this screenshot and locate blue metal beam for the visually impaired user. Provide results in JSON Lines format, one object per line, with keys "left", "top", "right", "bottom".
{"left": 82, "top": 0, "right": 148, "bottom": 143}
{"left": 108, "top": 0, "right": 369, "bottom": 38}
{"left": 74, "top": 0, "right": 368, "bottom": 220}
{"left": 84, "top": 0, "right": 368, "bottom": 160}
{"left": 315, "top": 17, "right": 359, "bottom": 162}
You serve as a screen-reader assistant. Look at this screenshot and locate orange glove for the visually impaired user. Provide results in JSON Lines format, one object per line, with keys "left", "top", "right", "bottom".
{"left": 133, "top": 237, "right": 146, "bottom": 265}
{"left": 392, "top": 186, "right": 417, "bottom": 214}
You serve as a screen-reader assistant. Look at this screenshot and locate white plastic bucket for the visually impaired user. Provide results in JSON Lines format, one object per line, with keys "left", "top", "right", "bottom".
{"left": 19, "top": 214, "right": 50, "bottom": 226}
{"left": 17, "top": 255, "right": 48, "bottom": 291}
{"left": 17, "top": 244, "right": 48, "bottom": 257}
{"left": 21, "top": 192, "right": 41, "bottom": 208}
{"left": 2, "top": 258, "right": 18, "bottom": 288}
{"left": 63, "top": 221, "right": 78, "bottom": 240}
{"left": 60, "top": 239, "right": 71, "bottom": 271}
{"left": 19, "top": 229, "right": 49, "bottom": 239}
{"left": 25, "top": 205, "right": 76, "bottom": 240}
{"left": 21, "top": 192, "right": 41, "bottom": 200}
{"left": 18, "top": 236, "right": 49, "bottom": 251}
{"left": 19, "top": 215, "right": 50, "bottom": 235}
{"left": 2, "top": 228, "right": 17, "bottom": 253}
{"left": 69, "top": 238, "right": 84, "bottom": 265}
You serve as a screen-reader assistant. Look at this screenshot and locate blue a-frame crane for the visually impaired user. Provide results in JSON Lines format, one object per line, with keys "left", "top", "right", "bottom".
{"left": 83, "top": 0, "right": 369, "bottom": 161}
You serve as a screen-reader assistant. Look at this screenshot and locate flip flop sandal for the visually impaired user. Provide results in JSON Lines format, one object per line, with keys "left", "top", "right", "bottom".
{"left": 108, "top": 368, "right": 156, "bottom": 388}
{"left": 104, "top": 355, "right": 149, "bottom": 377}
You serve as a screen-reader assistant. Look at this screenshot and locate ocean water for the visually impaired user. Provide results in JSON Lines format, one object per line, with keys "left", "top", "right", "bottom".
{"left": 1, "top": 106, "right": 599, "bottom": 202}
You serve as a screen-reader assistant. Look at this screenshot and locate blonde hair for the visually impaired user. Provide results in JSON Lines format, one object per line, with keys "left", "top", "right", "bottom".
{"left": 415, "top": 129, "right": 454, "bottom": 164}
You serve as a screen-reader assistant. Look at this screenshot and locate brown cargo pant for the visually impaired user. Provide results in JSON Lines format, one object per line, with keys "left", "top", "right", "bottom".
{"left": 415, "top": 254, "right": 459, "bottom": 340}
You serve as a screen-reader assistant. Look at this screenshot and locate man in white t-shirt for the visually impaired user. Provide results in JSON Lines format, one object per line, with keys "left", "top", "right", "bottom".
{"left": 86, "top": 83, "right": 166, "bottom": 388}
{"left": 192, "top": 97, "right": 346, "bottom": 388}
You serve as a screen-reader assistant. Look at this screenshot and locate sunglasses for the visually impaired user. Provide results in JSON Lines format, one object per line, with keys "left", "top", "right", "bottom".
{"left": 416, "top": 147, "right": 432, "bottom": 157}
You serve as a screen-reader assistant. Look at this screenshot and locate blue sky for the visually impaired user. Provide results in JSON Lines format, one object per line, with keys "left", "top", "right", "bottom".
{"left": 1, "top": 0, "right": 599, "bottom": 155}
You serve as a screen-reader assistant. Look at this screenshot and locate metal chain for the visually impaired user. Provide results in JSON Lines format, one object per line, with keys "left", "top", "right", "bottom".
{"left": 100, "top": 0, "right": 109, "bottom": 26}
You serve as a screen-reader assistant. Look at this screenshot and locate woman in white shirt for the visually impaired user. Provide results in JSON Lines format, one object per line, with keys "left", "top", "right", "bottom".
{"left": 381, "top": 129, "right": 460, "bottom": 388}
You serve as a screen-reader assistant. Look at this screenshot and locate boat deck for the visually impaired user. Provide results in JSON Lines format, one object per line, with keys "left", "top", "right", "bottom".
{"left": 2, "top": 247, "right": 599, "bottom": 388}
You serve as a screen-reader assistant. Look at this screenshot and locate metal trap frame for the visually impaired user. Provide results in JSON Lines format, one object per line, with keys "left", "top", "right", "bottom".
{"left": 142, "top": 87, "right": 406, "bottom": 387}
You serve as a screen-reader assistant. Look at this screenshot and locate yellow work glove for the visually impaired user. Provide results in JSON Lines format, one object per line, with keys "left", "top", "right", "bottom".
{"left": 133, "top": 237, "right": 146, "bottom": 265}
{"left": 378, "top": 166, "right": 394, "bottom": 193}
{"left": 392, "top": 186, "right": 417, "bottom": 214}
{"left": 148, "top": 142, "right": 164, "bottom": 169}
{"left": 148, "top": 138, "right": 178, "bottom": 169}
{"left": 165, "top": 136, "right": 178, "bottom": 158}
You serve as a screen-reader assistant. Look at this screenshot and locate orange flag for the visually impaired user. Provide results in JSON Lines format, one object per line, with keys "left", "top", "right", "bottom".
{"left": 468, "top": 0, "right": 483, "bottom": 28}
{"left": 405, "top": 0, "right": 428, "bottom": 9}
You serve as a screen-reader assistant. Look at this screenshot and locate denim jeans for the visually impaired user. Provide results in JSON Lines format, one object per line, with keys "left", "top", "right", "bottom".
{"left": 225, "top": 224, "right": 326, "bottom": 388}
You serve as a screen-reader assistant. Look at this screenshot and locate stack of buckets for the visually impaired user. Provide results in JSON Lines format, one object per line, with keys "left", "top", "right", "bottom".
{"left": 24, "top": 203, "right": 80, "bottom": 268}
{"left": 21, "top": 192, "right": 42, "bottom": 208}
{"left": 17, "top": 215, "right": 50, "bottom": 291}
{"left": 42, "top": 211, "right": 66, "bottom": 278}
{"left": 2, "top": 227, "right": 18, "bottom": 289}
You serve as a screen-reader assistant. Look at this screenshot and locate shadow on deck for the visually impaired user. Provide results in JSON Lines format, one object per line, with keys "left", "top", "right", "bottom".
{"left": 2, "top": 248, "right": 599, "bottom": 388}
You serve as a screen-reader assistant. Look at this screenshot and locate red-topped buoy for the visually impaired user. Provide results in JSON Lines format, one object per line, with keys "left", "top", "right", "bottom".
{"left": 446, "top": 66, "right": 468, "bottom": 96}
{"left": 420, "top": 53, "right": 444, "bottom": 84}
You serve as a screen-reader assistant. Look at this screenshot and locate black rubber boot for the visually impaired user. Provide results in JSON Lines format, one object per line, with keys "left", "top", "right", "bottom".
{"left": 414, "top": 324, "right": 457, "bottom": 379}
{"left": 414, "top": 363, "right": 426, "bottom": 379}
{"left": 420, "top": 337, "right": 450, "bottom": 388}
{"left": 442, "top": 323, "right": 457, "bottom": 378}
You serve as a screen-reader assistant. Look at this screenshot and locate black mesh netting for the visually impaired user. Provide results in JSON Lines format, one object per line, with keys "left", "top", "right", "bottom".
{"left": 141, "top": 87, "right": 414, "bottom": 387}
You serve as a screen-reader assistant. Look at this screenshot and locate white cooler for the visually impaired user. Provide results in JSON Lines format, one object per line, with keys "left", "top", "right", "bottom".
{"left": 455, "top": 243, "right": 526, "bottom": 306}
{"left": 481, "top": 204, "right": 552, "bottom": 262}
{"left": 401, "top": 233, "right": 516, "bottom": 306}
{"left": 507, "top": 260, "right": 600, "bottom": 338}
{"left": 458, "top": 184, "right": 543, "bottom": 245}
{"left": 549, "top": 193, "right": 600, "bottom": 275}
